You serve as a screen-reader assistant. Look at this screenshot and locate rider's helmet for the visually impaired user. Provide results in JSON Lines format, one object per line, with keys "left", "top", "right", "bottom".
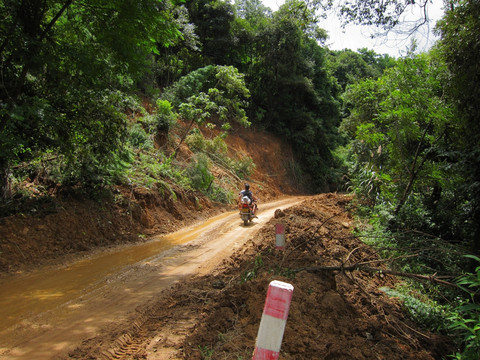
{"left": 245, "top": 183, "right": 250, "bottom": 190}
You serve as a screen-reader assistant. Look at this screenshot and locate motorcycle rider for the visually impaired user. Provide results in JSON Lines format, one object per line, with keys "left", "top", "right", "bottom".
{"left": 239, "top": 183, "right": 258, "bottom": 216}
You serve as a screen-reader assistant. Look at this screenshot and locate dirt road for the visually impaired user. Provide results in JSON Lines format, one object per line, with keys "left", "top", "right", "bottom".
{"left": 65, "top": 193, "right": 451, "bottom": 360}
{"left": 0, "top": 197, "right": 304, "bottom": 360}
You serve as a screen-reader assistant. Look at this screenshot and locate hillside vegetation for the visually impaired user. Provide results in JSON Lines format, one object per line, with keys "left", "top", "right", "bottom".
{"left": 1, "top": 0, "right": 480, "bottom": 358}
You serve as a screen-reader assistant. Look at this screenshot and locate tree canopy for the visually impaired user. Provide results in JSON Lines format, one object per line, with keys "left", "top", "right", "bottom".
{"left": 0, "top": 0, "right": 182, "bottom": 196}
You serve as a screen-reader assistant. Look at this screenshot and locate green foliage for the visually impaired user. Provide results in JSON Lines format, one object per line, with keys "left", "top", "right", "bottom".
{"left": 232, "top": 156, "right": 256, "bottom": 179}
{"left": 163, "top": 65, "right": 217, "bottom": 107}
{"left": 184, "top": 153, "right": 234, "bottom": 204}
{"left": 327, "top": 48, "right": 395, "bottom": 92}
{"left": 241, "top": 254, "right": 264, "bottom": 283}
{"left": 165, "top": 65, "right": 251, "bottom": 128}
{"left": 185, "top": 154, "right": 214, "bottom": 192}
{"left": 449, "top": 256, "right": 480, "bottom": 359}
{"left": 135, "top": 100, "right": 176, "bottom": 150}
{"left": 125, "top": 151, "right": 188, "bottom": 189}
{"left": 128, "top": 124, "right": 153, "bottom": 150}
{"left": 186, "top": 132, "right": 227, "bottom": 154}
{"left": 207, "top": 184, "right": 235, "bottom": 204}
{"left": 437, "top": 0, "right": 480, "bottom": 254}
{"left": 381, "top": 286, "right": 448, "bottom": 332}
{"left": 185, "top": 131, "right": 255, "bottom": 180}
{"left": 185, "top": 0, "right": 235, "bottom": 65}
{"left": 0, "top": 0, "right": 182, "bottom": 198}
{"left": 342, "top": 52, "right": 463, "bottom": 240}
{"left": 234, "top": 0, "right": 272, "bottom": 31}
{"left": 239, "top": 2, "right": 341, "bottom": 191}
{"left": 154, "top": 99, "right": 177, "bottom": 135}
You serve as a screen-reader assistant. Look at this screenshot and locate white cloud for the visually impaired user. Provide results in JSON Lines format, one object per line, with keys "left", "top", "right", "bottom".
{"left": 261, "top": 0, "right": 445, "bottom": 57}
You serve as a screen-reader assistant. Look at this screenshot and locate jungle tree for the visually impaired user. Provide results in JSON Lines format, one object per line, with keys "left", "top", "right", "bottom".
{"left": 243, "top": 0, "right": 341, "bottom": 191}
{"left": 342, "top": 52, "right": 458, "bottom": 238}
{"left": 437, "top": 0, "right": 480, "bottom": 254}
{"left": 0, "top": 0, "right": 181, "bottom": 199}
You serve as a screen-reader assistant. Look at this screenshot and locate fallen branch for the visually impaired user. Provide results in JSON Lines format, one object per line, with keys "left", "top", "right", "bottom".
{"left": 300, "top": 264, "right": 458, "bottom": 289}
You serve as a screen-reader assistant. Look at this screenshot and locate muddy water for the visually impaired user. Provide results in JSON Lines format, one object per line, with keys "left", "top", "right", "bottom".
{"left": 0, "top": 211, "right": 234, "bottom": 332}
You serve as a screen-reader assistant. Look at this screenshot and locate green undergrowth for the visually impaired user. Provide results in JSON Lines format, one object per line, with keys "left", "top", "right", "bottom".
{"left": 4, "top": 96, "right": 255, "bottom": 217}
{"left": 352, "top": 206, "right": 480, "bottom": 359}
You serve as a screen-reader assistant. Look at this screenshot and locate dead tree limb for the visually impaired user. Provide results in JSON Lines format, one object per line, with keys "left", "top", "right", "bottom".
{"left": 299, "top": 264, "right": 458, "bottom": 289}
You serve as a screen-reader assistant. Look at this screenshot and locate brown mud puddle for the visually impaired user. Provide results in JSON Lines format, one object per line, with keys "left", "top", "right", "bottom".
{"left": 0, "top": 211, "right": 234, "bottom": 332}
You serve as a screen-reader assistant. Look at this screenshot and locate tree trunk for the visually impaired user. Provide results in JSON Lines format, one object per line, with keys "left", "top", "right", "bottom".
{"left": 173, "top": 117, "right": 196, "bottom": 158}
{"left": 394, "top": 122, "right": 431, "bottom": 216}
{"left": 0, "top": 158, "right": 12, "bottom": 201}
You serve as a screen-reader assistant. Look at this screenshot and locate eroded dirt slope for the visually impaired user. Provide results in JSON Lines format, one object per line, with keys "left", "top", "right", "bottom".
{"left": 0, "top": 126, "right": 298, "bottom": 275}
{"left": 68, "top": 193, "right": 453, "bottom": 360}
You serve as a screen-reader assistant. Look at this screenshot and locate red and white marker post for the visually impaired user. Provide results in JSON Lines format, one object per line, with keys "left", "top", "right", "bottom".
{"left": 275, "top": 223, "right": 285, "bottom": 250}
{"left": 252, "top": 280, "right": 294, "bottom": 360}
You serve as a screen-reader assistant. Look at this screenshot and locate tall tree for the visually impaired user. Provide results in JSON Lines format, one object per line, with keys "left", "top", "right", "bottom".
{"left": 185, "top": 0, "right": 235, "bottom": 65}
{"left": 342, "top": 52, "right": 456, "bottom": 235}
{"left": 246, "top": 0, "right": 340, "bottom": 191}
{"left": 0, "top": 0, "right": 181, "bottom": 198}
{"left": 327, "top": 48, "right": 395, "bottom": 92}
{"left": 437, "top": 0, "right": 480, "bottom": 253}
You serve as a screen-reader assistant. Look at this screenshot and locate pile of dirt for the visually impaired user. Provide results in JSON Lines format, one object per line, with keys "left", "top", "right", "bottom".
{"left": 67, "top": 193, "right": 453, "bottom": 359}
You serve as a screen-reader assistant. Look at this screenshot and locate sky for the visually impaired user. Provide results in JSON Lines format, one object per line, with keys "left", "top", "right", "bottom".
{"left": 260, "top": 0, "right": 445, "bottom": 57}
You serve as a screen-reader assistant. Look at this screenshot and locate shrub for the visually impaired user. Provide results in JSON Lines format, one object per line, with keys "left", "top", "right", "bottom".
{"left": 449, "top": 256, "right": 480, "bottom": 360}
{"left": 185, "top": 154, "right": 214, "bottom": 192}
{"left": 128, "top": 123, "right": 152, "bottom": 150}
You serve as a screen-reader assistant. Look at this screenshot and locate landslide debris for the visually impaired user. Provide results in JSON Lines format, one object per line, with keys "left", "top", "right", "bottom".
{"left": 68, "top": 193, "right": 453, "bottom": 360}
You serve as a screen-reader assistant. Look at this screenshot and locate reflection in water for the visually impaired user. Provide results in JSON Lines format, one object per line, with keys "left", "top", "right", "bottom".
{"left": 0, "top": 211, "right": 234, "bottom": 332}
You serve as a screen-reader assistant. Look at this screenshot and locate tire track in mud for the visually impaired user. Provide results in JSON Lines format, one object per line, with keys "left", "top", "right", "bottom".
{"left": 76, "top": 300, "right": 192, "bottom": 359}
{"left": 0, "top": 197, "right": 305, "bottom": 360}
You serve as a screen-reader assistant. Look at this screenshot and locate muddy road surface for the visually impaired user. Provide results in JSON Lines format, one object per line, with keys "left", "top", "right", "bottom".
{"left": 0, "top": 197, "right": 304, "bottom": 360}
{"left": 65, "top": 193, "right": 452, "bottom": 360}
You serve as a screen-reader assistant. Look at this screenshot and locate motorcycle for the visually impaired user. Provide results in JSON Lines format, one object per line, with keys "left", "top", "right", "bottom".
{"left": 239, "top": 195, "right": 257, "bottom": 226}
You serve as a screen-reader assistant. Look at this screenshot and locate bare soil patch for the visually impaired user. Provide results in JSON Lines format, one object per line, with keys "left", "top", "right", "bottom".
{"left": 68, "top": 193, "right": 453, "bottom": 360}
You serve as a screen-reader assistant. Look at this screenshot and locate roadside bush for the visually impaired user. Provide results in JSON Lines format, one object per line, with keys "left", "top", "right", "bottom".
{"left": 138, "top": 99, "right": 177, "bottom": 137}
{"left": 128, "top": 123, "right": 153, "bottom": 150}
{"left": 381, "top": 286, "right": 448, "bottom": 333}
{"left": 231, "top": 156, "right": 255, "bottom": 178}
{"left": 449, "top": 256, "right": 480, "bottom": 360}
{"left": 125, "top": 151, "right": 188, "bottom": 188}
{"left": 207, "top": 184, "right": 234, "bottom": 204}
{"left": 184, "top": 154, "right": 235, "bottom": 204}
{"left": 185, "top": 154, "right": 214, "bottom": 192}
{"left": 155, "top": 99, "right": 177, "bottom": 135}
{"left": 186, "top": 131, "right": 255, "bottom": 180}
{"left": 185, "top": 130, "right": 207, "bottom": 152}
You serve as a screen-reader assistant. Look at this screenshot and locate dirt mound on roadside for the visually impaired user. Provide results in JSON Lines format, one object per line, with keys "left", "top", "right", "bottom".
{"left": 67, "top": 193, "right": 453, "bottom": 360}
